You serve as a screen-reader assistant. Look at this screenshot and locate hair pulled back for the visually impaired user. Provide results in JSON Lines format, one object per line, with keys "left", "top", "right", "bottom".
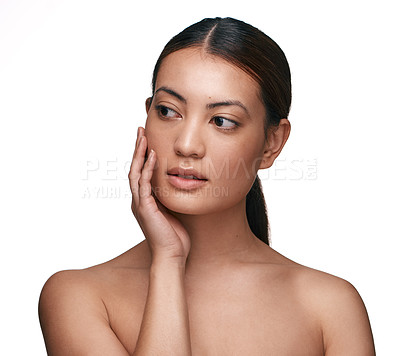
{"left": 150, "top": 17, "right": 292, "bottom": 245}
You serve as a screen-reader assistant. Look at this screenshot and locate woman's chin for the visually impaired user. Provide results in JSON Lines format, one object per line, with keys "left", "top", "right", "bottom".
{"left": 154, "top": 189, "right": 247, "bottom": 219}
{"left": 155, "top": 195, "right": 209, "bottom": 215}
{"left": 153, "top": 189, "right": 219, "bottom": 216}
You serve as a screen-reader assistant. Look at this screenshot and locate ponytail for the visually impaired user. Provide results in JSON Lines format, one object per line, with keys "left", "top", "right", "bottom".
{"left": 246, "top": 176, "right": 270, "bottom": 245}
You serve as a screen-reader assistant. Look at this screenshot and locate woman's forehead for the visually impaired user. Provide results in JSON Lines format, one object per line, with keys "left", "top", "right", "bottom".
{"left": 155, "top": 48, "right": 263, "bottom": 108}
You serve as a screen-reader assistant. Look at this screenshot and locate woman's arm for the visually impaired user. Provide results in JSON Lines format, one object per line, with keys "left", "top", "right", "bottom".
{"left": 129, "top": 127, "right": 192, "bottom": 355}
{"left": 39, "top": 127, "right": 192, "bottom": 355}
{"left": 133, "top": 259, "right": 191, "bottom": 355}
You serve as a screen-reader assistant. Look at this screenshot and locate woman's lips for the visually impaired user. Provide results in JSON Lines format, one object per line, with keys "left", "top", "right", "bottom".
{"left": 167, "top": 167, "right": 208, "bottom": 190}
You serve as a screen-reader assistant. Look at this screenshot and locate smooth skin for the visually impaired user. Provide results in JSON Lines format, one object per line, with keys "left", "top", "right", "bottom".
{"left": 39, "top": 48, "right": 375, "bottom": 355}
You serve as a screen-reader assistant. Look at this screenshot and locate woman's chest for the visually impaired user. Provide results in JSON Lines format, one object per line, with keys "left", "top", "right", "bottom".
{"left": 186, "top": 283, "right": 324, "bottom": 355}
{"left": 104, "top": 274, "right": 324, "bottom": 355}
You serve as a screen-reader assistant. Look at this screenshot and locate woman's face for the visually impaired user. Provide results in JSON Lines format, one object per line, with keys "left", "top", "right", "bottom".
{"left": 145, "top": 48, "right": 268, "bottom": 215}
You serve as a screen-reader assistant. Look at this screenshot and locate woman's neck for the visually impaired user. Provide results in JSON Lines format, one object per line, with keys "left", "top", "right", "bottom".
{"left": 172, "top": 199, "right": 265, "bottom": 272}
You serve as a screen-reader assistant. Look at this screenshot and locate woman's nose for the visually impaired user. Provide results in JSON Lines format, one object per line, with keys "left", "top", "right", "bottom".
{"left": 173, "top": 121, "right": 206, "bottom": 158}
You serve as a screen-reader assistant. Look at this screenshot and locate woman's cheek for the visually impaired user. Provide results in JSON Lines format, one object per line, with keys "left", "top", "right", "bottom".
{"left": 145, "top": 123, "right": 162, "bottom": 155}
{"left": 227, "top": 150, "right": 262, "bottom": 182}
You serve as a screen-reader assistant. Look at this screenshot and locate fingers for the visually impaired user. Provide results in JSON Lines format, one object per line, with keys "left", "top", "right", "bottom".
{"left": 138, "top": 149, "right": 156, "bottom": 199}
{"left": 129, "top": 127, "right": 146, "bottom": 207}
{"left": 129, "top": 127, "right": 157, "bottom": 215}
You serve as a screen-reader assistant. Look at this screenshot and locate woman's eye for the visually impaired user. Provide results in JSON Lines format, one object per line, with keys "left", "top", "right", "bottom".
{"left": 156, "top": 105, "right": 180, "bottom": 119}
{"left": 212, "top": 117, "right": 238, "bottom": 130}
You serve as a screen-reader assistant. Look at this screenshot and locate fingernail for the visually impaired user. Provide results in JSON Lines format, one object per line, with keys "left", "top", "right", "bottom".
{"left": 149, "top": 149, "right": 155, "bottom": 159}
{"left": 137, "top": 126, "right": 143, "bottom": 139}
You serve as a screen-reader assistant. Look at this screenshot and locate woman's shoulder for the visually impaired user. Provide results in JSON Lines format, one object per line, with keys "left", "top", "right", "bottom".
{"left": 265, "top": 247, "right": 367, "bottom": 314}
{"left": 264, "top": 248, "right": 374, "bottom": 354}
{"left": 262, "top": 246, "right": 358, "bottom": 291}
{"left": 40, "top": 240, "right": 151, "bottom": 298}
{"left": 38, "top": 241, "right": 151, "bottom": 354}
{"left": 288, "top": 262, "right": 366, "bottom": 319}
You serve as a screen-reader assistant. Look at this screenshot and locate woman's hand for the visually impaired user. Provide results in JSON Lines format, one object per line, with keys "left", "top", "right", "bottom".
{"left": 129, "top": 127, "right": 191, "bottom": 265}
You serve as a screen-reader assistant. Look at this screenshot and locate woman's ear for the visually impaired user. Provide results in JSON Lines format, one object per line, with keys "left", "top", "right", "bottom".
{"left": 145, "top": 97, "right": 152, "bottom": 114}
{"left": 259, "top": 118, "right": 291, "bottom": 169}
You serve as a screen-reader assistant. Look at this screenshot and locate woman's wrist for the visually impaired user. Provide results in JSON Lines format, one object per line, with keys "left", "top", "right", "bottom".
{"left": 150, "top": 254, "right": 187, "bottom": 272}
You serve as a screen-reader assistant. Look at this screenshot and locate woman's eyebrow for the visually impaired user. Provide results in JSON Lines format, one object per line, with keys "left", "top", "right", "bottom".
{"left": 154, "top": 86, "right": 249, "bottom": 115}
{"left": 207, "top": 100, "right": 249, "bottom": 115}
{"left": 154, "top": 86, "right": 187, "bottom": 103}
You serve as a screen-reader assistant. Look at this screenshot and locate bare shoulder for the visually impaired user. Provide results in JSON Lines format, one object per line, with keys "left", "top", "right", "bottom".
{"left": 39, "top": 240, "right": 150, "bottom": 319}
{"left": 39, "top": 240, "right": 150, "bottom": 304}
{"left": 39, "top": 241, "right": 150, "bottom": 355}
{"left": 39, "top": 268, "right": 105, "bottom": 320}
{"left": 303, "top": 269, "right": 375, "bottom": 355}
{"left": 265, "top": 248, "right": 375, "bottom": 355}
{"left": 39, "top": 269, "right": 120, "bottom": 355}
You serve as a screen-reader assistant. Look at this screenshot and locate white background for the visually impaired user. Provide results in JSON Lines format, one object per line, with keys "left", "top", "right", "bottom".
{"left": 1, "top": 0, "right": 399, "bottom": 354}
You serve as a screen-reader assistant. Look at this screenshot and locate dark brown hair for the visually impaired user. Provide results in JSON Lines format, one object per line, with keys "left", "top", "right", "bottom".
{"left": 150, "top": 17, "right": 292, "bottom": 244}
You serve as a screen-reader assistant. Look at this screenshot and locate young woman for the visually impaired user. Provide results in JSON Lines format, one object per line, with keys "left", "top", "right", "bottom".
{"left": 39, "top": 17, "right": 375, "bottom": 355}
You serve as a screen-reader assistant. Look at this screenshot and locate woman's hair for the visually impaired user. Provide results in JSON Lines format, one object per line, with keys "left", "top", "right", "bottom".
{"left": 150, "top": 17, "right": 292, "bottom": 245}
